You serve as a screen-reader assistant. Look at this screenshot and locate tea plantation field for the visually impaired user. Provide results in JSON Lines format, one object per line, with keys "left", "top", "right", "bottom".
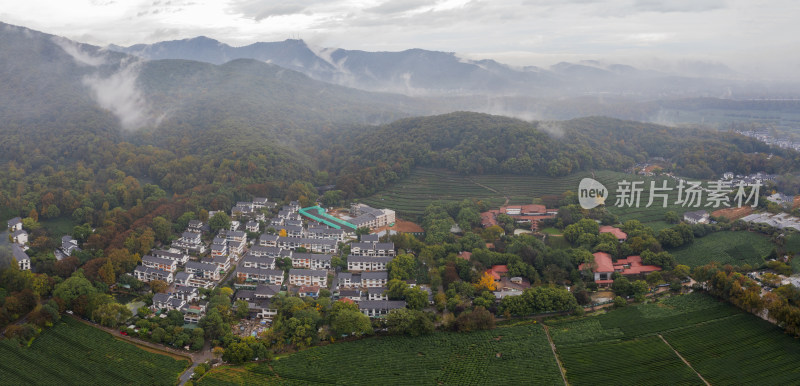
{"left": 360, "top": 168, "right": 637, "bottom": 220}
{"left": 669, "top": 231, "right": 773, "bottom": 267}
{"left": 198, "top": 323, "right": 563, "bottom": 385}
{"left": 198, "top": 294, "right": 800, "bottom": 385}
{"left": 0, "top": 317, "right": 189, "bottom": 385}
{"left": 360, "top": 168, "right": 703, "bottom": 232}
{"left": 547, "top": 293, "right": 800, "bottom": 385}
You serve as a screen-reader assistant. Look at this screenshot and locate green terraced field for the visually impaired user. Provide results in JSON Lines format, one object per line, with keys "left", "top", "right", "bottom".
{"left": 360, "top": 168, "right": 633, "bottom": 220}
{"left": 547, "top": 293, "right": 800, "bottom": 385}
{"left": 669, "top": 231, "right": 773, "bottom": 267}
{"left": 199, "top": 294, "right": 800, "bottom": 386}
{"left": 360, "top": 168, "right": 700, "bottom": 232}
{"left": 0, "top": 317, "right": 189, "bottom": 385}
{"left": 662, "top": 313, "right": 800, "bottom": 384}
{"left": 198, "top": 323, "right": 562, "bottom": 385}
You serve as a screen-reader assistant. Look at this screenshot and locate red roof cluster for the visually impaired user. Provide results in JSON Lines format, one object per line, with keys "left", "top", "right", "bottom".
{"left": 485, "top": 265, "right": 509, "bottom": 281}
{"left": 480, "top": 205, "right": 556, "bottom": 230}
{"left": 579, "top": 252, "right": 661, "bottom": 278}
{"left": 599, "top": 226, "right": 627, "bottom": 240}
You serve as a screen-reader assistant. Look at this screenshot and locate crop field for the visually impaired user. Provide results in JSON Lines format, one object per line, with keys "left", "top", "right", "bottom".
{"left": 663, "top": 313, "right": 800, "bottom": 384}
{"left": 546, "top": 293, "right": 800, "bottom": 385}
{"left": 360, "top": 168, "right": 637, "bottom": 220}
{"left": 360, "top": 167, "right": 703, "bottom": 232}
{"left": 669, "top": 231, "right": 773, "bottom": 267}
{"left": 0, "top": 317, "right": 189, "bottom": 385}
{"left": 198, "top": 323, "right": 562, "bottom": 385}
{"left": 557, "top": 336, "right": 704, "bottom": 385}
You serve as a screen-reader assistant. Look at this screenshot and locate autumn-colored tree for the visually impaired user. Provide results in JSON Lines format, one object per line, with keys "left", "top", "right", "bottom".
{"left": 474, "top": 271, "right": 498, "bottom": 292}
{"left": 212, "top": 346, "right": 225, "bottom": 359}
{"left": 279, "top": 228, "right": 288, "bottom": 237}
{"left": 98, "top": 259, "right": 116, "bottom": 286}
{"left": 28, "top": 208, "right": 38, "bottom": 222}
{"left": 150, "top": 280, "right": 168, "bottom": 294}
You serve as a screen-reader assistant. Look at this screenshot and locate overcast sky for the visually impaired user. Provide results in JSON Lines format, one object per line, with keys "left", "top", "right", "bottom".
{"left": 1, "top": 0, "right": 798, "bottom": 75}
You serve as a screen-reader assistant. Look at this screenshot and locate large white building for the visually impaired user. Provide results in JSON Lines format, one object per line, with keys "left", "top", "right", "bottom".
{"left": 349, "top": 204, "right": 396, "bottom": 229}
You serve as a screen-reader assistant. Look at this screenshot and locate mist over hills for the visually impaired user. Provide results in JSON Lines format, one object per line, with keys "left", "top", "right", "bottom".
{"left": 108, "top": 35, "right": 797, "bottom": 102}
{"left": 0, "top": 22, "right": 430, "bottom": 141}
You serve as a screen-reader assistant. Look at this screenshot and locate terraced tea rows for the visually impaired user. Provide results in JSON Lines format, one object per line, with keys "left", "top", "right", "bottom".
{"left": 199, "top": 323, "right": 563, "bottom": 385}
{"left": 548, "top": 293, "right": 800, "bottom": 385}
{"left": 669, "top": 231, "right": 772, "bottom": 267}
{"left": 0, "top": 317, "right": 188, "bottom": 385}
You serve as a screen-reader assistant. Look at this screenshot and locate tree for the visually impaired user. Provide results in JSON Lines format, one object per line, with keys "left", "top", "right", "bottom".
{"left": 152, "top": 216, "right": 173, "bottom": 244}
{"left": 53, "top": 275, "right": 96, "bottom": 307}
{"left": 93, "top": 302, "right": 132, "bottom": 328}
{"left": 356, "top": 227, "right": 371, "bottom": 237}
{"left": 330, "top": 309, "right": 373, "bottom": 337}
{"left": 613, "top": 296, "right": 627, "bottom": 308}
{"left": 672, "top": 264, "right": 690, "bottom": 279}
{"left": 404, "top": 287, "right": 429, "bottom": 310}
{"left": 664, "top": 211, "right": 680, "bottom": 224}
{"left": 223, "top": 342, "right": 254, "bottom": 364}
{"left": 499, "top": 286, "right": 578, "bottom": 316}
{"left": 453, "top": 306, "right": 495, "bottom": 332}
{"left": 474, "top": 271, "right": 498, "bottom": 292}
{"left": 386, "top": 309, "right": 434, "bottom": 336}
{"left": 209, "top": 212, "right": 232, "bottom": 233}
{"left": 386, "top": 279, "right": 410, "bottom": 300}
{"left": 98, "top": 259, "right": 116, "bottom": 286}
{"left": 150, "top": 280, "right": 168, "bottom": 294}
{"left": 387, "top": 254, "right": 416, "bottom": 280}
{"left": 138, "top": 306, "right": 153, "bottom": 318}
{"left": 212, "top": 346, "right": 225, "bottom": 359}
{"left": 645, "top": 271, "right": 663, "bottom": 287}
{"left": 612, "top": 276, "right": 631, "bottom": 297}
{"left": 631, "top": 280, "right": 649, "bottom": 297}
{"left": 564, "top": 218, "right": 600, "bottom": 245}
{"left": 235, "top": 299, "right": 250, "bottom": 319}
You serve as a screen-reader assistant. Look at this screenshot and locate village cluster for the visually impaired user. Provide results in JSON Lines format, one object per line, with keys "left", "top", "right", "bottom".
{"left": 102, "top": 199, "right": 408, "bottom": 325}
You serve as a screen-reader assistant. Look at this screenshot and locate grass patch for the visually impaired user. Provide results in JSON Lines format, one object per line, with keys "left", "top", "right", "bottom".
{"left": 669, "top": 231, "right": 773, "bottom": 267}
{"left": 540, "top": 227, "right": 562, "bottom": 235}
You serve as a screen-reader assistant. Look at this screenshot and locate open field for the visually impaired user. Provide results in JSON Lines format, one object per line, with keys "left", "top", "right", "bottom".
{"left": 0, "top": 317, "right": 189, "bottom": 385}
{"left": 198, "top": 323, "right": 563, "bottom": 385}
{"left": 547, "top": 293, "right": 800, "bottom": 385}
{"left": 669, "top": 231, "right": 773, "bottom": 267}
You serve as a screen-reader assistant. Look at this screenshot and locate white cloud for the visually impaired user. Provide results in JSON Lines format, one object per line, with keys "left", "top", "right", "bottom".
{"left": 0, "top": 0, "right": 798, "bottom": 79}
{"left": 52, "top": 36, "right": 107, "bottom": 66}
{"left": 82, "top": 60, "right": 159, "bottom": 130}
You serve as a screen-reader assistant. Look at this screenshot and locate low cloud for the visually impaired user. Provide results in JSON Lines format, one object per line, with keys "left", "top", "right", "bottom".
{"left": 537, "top": 121, "right": 566, "bottom": 138}
{"left": 82, "top": 60, "right": 161, "bottom": 130}
{"left": 52, "top": 35, "right": 159, "bottom": 130}
{"left": 52, "top": 36, "right": 107, "bottom": 66}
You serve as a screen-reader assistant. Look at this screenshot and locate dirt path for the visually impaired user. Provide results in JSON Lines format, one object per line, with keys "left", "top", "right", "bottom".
{"left": 542, "top": 325, "right": 569, "bottom": 386}
{"left": 468, "top": 178, "right": 509, "bottom": 206}
{"left": 658, "top": 334, "right": 710, "bottom": 386}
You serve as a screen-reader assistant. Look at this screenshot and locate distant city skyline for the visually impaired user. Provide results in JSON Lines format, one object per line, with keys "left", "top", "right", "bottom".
{"left": 1, "top": 0, "right": 798, "bottom": 78}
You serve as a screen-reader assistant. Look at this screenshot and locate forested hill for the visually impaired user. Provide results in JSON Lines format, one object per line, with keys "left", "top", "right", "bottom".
{"left": 0, "top": 21, "right": 430, "bottom": 148}
{"left": 326, "top": 112, "right": 800, "bottom": 197}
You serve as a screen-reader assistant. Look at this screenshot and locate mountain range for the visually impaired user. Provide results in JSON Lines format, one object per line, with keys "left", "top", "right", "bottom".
{"left": 108, "top": 35, "right": 783, "bottom": 100}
